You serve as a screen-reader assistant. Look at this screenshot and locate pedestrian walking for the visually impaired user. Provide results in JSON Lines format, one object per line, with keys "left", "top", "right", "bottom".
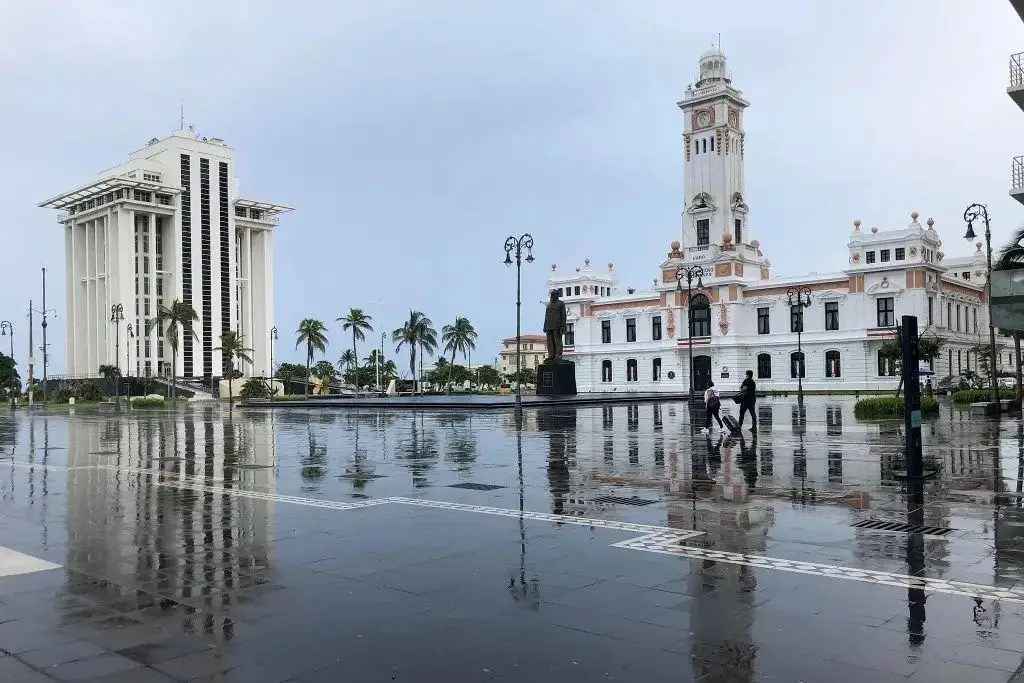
{"left": 702, "top": 381, "right": 723, "bottom": 434}
{"left": 738, "top": 370, "right": 757, "bottom": 430}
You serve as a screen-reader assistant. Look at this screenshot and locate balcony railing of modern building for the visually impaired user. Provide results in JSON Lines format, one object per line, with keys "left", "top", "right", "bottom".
{"left": 1012, "top": 156, "right": 1024, "bottom": 207}
{"left": 1009, "top": 52, "right": 1024, "bottom": 112}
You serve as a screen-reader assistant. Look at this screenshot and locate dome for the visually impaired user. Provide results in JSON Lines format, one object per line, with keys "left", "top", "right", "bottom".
{"left": 700, "top": 46, "right": 725, "bottom": 61}
{"left": 697, "top": 46, "right": 729, "bottom": 84}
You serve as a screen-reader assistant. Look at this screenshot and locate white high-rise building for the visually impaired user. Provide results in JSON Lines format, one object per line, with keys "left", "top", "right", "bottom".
{"left": 40, "top": 128, "right": 292, "bottom": 382}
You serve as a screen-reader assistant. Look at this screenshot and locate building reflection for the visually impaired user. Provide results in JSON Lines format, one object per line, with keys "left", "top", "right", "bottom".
{"left": 62, "top": 410, "right": 275, "bottom": 640}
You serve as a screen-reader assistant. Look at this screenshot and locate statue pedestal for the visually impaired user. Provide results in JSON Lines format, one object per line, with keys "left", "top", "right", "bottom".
{"left": 536, "top": 359, "right": 577, "bottom": 396}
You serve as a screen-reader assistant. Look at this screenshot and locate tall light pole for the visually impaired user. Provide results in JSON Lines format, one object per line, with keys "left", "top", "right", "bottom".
{"left": 377, "top": 331, "right": 386, "bottom": 393}
{"left": 675, "top": 265, "right": 705, "bottom": 398}
{"left": 110, "top": 304, "right": 124, "bottom": 408}
{"left": 39, "top": 268, "right": 56, "bottom": 403}
{"left": 269, "top": 326, "right": 278, "bottom": 379}
{"left": 504, "top": 233, "right": 535, "bottom": 421}
{"left": 126, "top": 323, "right": 135, "bottom": 401}
{"left": 787, "top": 286, "right": 812, "bottom": 403}
{"left": 0, "top": 322, "right": 15, "bottom": 409}
{"left": 964, "top": 203, "right": 1001, "bottom": 415}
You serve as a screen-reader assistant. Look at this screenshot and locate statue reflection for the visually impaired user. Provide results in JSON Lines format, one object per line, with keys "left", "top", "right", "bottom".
{"left": 538, "top": 405, "right": 576, "bottom": 516}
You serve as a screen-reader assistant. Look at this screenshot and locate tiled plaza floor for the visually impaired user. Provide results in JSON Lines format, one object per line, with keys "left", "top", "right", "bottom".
{"left": 0, "top": 396, "right": 1022, "bottom": 681}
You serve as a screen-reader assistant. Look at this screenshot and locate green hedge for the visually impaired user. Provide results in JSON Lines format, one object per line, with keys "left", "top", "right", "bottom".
{"left": 854, "top": 396, "right": 939, "bottom": 419}
{"left": 132, "top": 397, "right": 166, "bottom": 408}
{"left": 952, "top": 389, "right": 1015, "bottom": 405}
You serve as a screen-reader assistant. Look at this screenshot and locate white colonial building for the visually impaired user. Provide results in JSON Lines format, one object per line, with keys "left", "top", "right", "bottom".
{"left": 550, "top": 48, "right": 1010, "bottom": 394}
{"left": 40, "top": 128, "right": 291, "bottom": 382}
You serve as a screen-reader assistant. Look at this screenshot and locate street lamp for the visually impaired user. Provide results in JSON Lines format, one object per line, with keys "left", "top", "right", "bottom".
{"left": 126, "top": 323, "right": 135, "bottom": 401}
{"left": 0, "top": 321, "right": 14, "bottom": 409}
{"left": 504, "top": 233, "right": 535, "bottom": 421}
{"left": 964, "top": 203, "right": 1001, "bottom": 414}
{"left": 378, "top": 331, "right": 386, "bottom": 393}
{"left": 787, "top": 286, "right": 812, "bottom": 401}
{"left": 110, "top": 304, "right": 124, "bottom": 408}
{"left": 269, "top": 326, "right": 278, "bottom": 379}
{"left": 675, "top": 265, "right": 705, "bottom": 397}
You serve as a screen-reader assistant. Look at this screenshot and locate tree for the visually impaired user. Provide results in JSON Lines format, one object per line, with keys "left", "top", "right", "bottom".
{"left": 146, "top": 299, "right": 199, "bottom": 401}
{"left": 476, "top": 364, "right": 503, "bottom": 389}
{"left": 877, "top": 325, "right": 946, "bottom": 396}
{"left": 98, "top": 364, "right": 121, "bottom": 381}
{"left": 339, "top": 349, "right": 358, "bottom": 384}
{"left": 996, "top": 228, "right": 1024, "bottom": 401}
{"left": 338, "top": 308, "right": 373, "bottom": 390}
{"left": 295, "top": 319, "right": 329, "bottom": 398}
{"left": 275, "top": 362, "right": 309, "bottom": 385}
{"left": 441, "top": 317, "right": 478, "bottom": 389}
{"left": 214, "top": 331, "right": 254, "bottom": 405}
{"left": 506, "top": 367, "right": 537, "bottom": 386}
{"left": 0, "top": 354, "right": 21, "bottom": 401}
{"left": 311, "top": 359, "right": 336, "bottom": 395}
{"left": 392, "top": 311, "right": 437, "bottom": 394}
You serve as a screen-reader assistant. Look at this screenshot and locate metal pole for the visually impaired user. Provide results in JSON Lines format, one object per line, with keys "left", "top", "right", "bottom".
{"left": 126, "top": 324, "right": 134, "bottom": 401}
{"left": 1, "top": 322, "right": 14, "bottom": 410}
{"left": 797, "top": 326, "right": 803, "bottom": 397}
{"left": 985, "top": 214, "right": 1001, "bottom": 415}
{"left": 111, "top": 304, "right": 123, "bottom": 409}
{"left": 41, "top": 268, "right": 48, "bottom": 403}
{"left": 27, "top": 302, "right": 33, "bottom": 407}
{"left": 380, "top": 331, "right": 385, "bottom": 392}
{"left": 504, "top": 234, "right": 534, "bottom": 424}
{"left": 687, "top": 276, "right": 694, "bottom": 398}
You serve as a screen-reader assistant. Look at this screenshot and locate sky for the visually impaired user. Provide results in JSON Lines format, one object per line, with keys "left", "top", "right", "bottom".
{"left": 2, "top": 0, "right": 1024, "bottom": 372}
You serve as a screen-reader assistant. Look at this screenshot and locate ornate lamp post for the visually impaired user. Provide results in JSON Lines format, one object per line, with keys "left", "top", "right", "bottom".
{"left": 110, "top": 304, "right": 124, "bottom": 408}
{"left": 378, "top": 331, "right": 386, "bottom": 393}
{"left": 269, "top": 326, "right": 278, "bottom": 379}
{"left": 787, "top": 286, "right": 812, "bottom": 402}
{"left": 964, "top": 203, "right": 1001, "bottom": 415}
{"left": 675, "top": 265, "right": 705, "bottom": 397}
{"left": 504, "top": 233, "right": 535, "bottom": 421}
{"left": 0, "top": 321, "right": 14, "bottom": 409}
{"left": 126, "top": 323, "right": 135, "bottom": 401}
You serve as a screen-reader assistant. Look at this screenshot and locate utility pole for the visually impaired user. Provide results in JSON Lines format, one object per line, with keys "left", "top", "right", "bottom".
{"left": 27, "top": 301, "right": 33, "bottom": 407}
{"left": 41, "top": 268, "right": 50, "bottom": 403}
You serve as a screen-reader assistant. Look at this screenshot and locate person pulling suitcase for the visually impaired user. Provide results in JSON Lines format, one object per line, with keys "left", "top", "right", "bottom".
{"left": 701, "top": 382, "right": 723, "bottom": 434}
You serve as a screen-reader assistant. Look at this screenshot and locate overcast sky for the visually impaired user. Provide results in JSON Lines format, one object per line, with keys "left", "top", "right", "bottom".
{"left": 2, "top": 0, "right": 1023, "bottom": 372}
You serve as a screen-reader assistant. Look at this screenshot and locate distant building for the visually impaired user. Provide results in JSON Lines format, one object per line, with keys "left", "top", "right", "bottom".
{"left": 498, "top": 334, "right": 547, "bottom": 376}
{"left": 548, "top": 48, "right": 1006, "bottom": 393}
{"left": 39, "top": 128, "right": 292, "bottom": 380}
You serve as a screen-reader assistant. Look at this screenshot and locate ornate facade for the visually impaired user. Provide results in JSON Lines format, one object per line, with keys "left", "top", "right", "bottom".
{"left": 549, "top": 48, "right": 1006, "bottom": 393}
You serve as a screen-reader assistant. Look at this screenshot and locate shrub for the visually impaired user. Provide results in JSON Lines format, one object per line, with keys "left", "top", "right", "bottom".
{"left": 240, "top": 377, "right": 279, "bottom": 400}
{"left": 854, "top": 396, "right": 939, "bottom": 419}
{"left": 952, "top": 389, "right": 1015, "bottom": 405}
{"left": 132, "top": 397, "right": 166, "bottom": 408}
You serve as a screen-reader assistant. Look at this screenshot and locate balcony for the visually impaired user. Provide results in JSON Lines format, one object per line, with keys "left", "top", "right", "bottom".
{"left": 1009, "top": 53, "right": 1024, "bottom": 112}
{"left": 1012, "top": 156, "right": 1024, "bottom": 207}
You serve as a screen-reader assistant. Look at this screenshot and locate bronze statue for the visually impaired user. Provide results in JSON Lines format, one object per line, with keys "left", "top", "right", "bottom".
{"left": 543, "top": 289, "right": 567, "bottom": 361}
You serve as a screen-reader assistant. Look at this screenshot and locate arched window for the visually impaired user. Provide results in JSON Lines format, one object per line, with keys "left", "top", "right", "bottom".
{"left": 825, "top": 350, "right": 841, "bottom": 378}
{"left": 601, "top": 360, "right": 612, "bottom": 383}
{"left": 689, "top": 294, "right": 712, "bottom": 337}
{"left": 790, "top": 351, "right": 805, "bottom": 378}
{"left": 625, "top": 359, "right": 638, "bottom": 382}
{"left": 652, "top": 357, "right": 662, "bottom": 381}
{"left": 878, "top": 351, "right": 896, "bottom": 377}
{"left": 694, "top": 140, "right": 699, "bottom": 155}
{"left": 702, "top": 138, "right": 707, "bottom": 153}
{"left": 757, "top": 353, "right": 771, "bottom": 379}
{"left": 710, "top": 136, "right": 715, "bottom": 152}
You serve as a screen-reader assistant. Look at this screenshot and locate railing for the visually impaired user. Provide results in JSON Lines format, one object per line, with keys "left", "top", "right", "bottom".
{"left": 1014, "top": 156, "right": 1024, "bottom": 192}
{"left": 1011, "top": 52, "right": 1024, "bottom": 89}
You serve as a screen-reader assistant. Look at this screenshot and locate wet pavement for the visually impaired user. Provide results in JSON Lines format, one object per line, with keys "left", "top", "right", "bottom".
{"left": 0, "top": 397, "right": 1022, "bottom": 681}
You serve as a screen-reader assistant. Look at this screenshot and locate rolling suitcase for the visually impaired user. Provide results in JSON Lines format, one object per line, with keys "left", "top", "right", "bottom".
{"left": 722, "top": 414, "right": 742, "bottom": 436}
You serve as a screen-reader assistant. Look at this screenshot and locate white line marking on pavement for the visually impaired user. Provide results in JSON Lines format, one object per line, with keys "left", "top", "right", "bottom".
{"left": 612, "top": 536, "right": 1024, "bottom": 604}
{"left": 0, "top": 547, "right": 60, "bottom": 577}
{"left": 390, "top": 496, "right": 702, "bottom": 538}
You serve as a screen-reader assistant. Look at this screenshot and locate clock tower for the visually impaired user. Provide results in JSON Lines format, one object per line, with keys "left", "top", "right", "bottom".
{"left": 678, "top": 48, "right": 750, "bottom": 251}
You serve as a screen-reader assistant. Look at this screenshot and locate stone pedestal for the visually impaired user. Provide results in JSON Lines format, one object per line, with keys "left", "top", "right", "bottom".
{"left": 536, "top": 359, "right": 577, "bottom": 396}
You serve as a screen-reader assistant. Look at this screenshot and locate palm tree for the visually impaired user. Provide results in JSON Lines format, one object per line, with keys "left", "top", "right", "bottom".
{"left": 338, "top": 308, "right": 373, "bottom": 390}
{"left": 339, "top": 349, "right": 358, "bottom": 384}
{"left": 442, "top": 317, "right": 478, "bottom": 389}
{"left": 311, "top": 360, "right": 337, "bottom": 395}
{"left": 996, "top": 229, "right": 1024, "bottom": 402}
{"left": 295, "top": 319, "right": 329, "bottom": 398}
{"left": 146, "top": 299, "right": 198, "bottom": 401}
{"left": 214, "top": 331, "right": 253, "bottom": 405}
{"left": 392, "top": 310, "right": 437, "bottom": 395}
{"left": 98, "top": 364, "right": 121, "bottom": 381}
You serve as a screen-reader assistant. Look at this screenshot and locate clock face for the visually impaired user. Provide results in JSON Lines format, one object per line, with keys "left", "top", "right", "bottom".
{"left": 697, "top": 110, "right": 712, "bottom": 128}
{"left": 728, "top": 109, "right": 739, "bottom": 127}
